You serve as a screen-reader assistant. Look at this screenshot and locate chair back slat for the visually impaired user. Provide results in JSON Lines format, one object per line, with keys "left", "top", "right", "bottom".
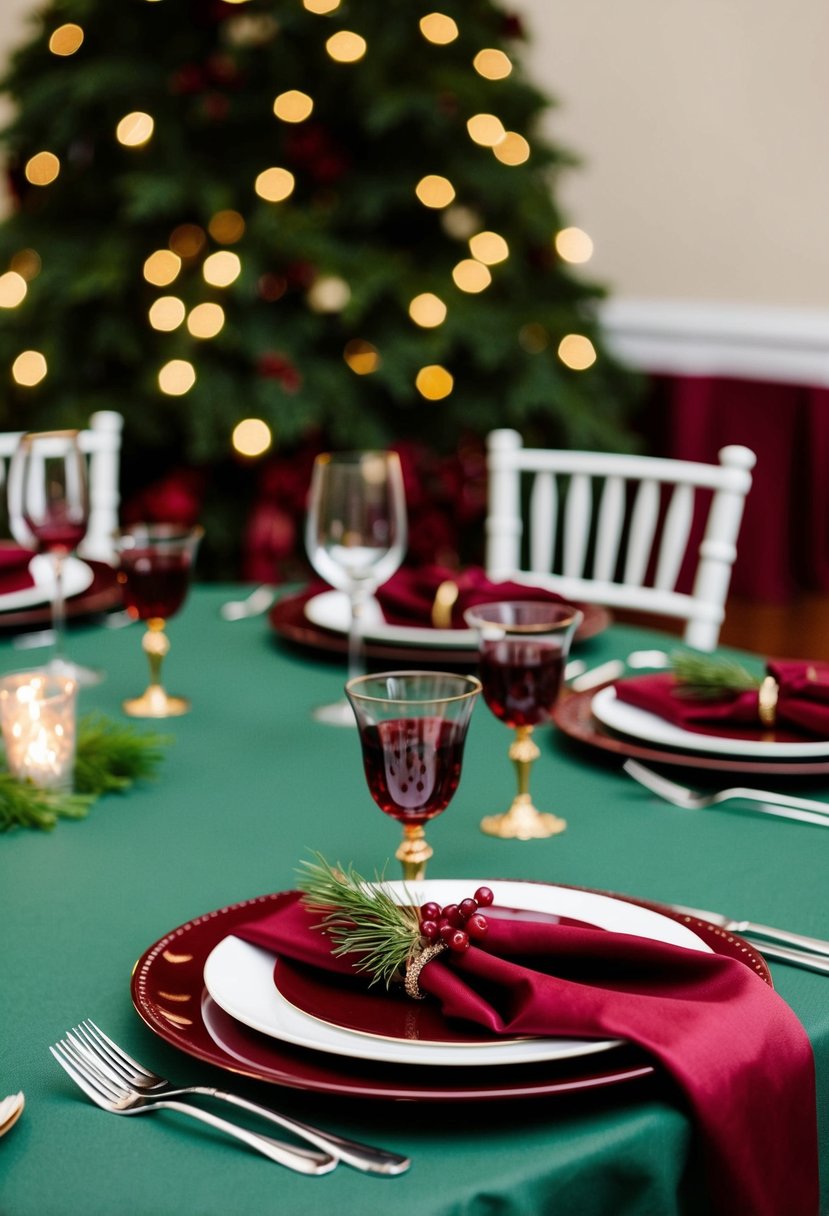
{"left": 593, "top": 476, "right": 626, "bottom": 581}
{"left": 561, "top": 473, "right": 592, "bottom": 578}
{"left": 654, "top": 483, "right": 695, "bottom": 590}
{"left": 622, "top": 479, "right": 659, "bottom": 585}
{"left": 529, "top": 471, "right": 557, "bottom": 573}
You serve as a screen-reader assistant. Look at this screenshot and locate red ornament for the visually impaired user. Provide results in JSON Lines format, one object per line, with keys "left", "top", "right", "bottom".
{"left": 256, "top": 352, "right": 302, "bottom": 394}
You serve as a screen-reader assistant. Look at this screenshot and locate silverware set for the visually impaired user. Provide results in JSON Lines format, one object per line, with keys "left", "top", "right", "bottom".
{"left": 51, "top": 1020, "right": 410, "bottom": 1176}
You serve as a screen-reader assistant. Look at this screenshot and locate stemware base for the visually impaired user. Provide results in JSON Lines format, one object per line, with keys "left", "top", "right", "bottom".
{"left": 312, "top": 699, "right": 357, "bottom": 728}
{"left": 123, "top": 686, "right": 190, "bottom": 718}
{"left": 481, "top": 794, "right": 567, "bottom": 840}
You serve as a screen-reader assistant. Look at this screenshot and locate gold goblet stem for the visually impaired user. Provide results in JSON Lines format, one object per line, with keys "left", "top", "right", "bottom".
{"left": 123, "top": 619, "right": 190, "bottom": 718}
{"left": 395, "top": 823, "right": 433, "bottom": 882}
{"left": 480, "top": 724, "right": 567, "bottom": 840}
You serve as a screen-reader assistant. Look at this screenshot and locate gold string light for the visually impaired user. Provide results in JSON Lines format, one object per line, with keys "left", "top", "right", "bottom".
{"left": 326, "top": 31, "right": 367, "bottom": 62}
{"left": 419, "top": 13, "right": 458, "bottom": 44}
{"left": 441, "top": 205, "right": 480, "bottom": 239}
{"left": 169, "top": 224, "right": 206, "bottom": 258}
{"left": 116, "top": 112, "right": 154, "bottom": 147}
{"left": 25, "top": 152, "right": 60, "bottom": 186}
{"left": 208, "top": 210, "right": 245, "bottom": 244}
{"left": 203, "top": 251, "right": 241, "bottom": 287}
{"left": 415, "top": 174, "right": 455, "bottom": 209}
{"left": 557, "top": 334, "right": 597, "bottom": 370}
{"left": 452, "top": 259, "right": 491, "bottom": 293}
{"left": 307, "top": 276, "right": 350, "bottom": 312}
{"left": 343, "top": 339, "right": 380, "bottom": 374}
{"left": 187, "top": 302, "right": 225, "bottom": 339}
{"left": 273, "top": 90, "right": 314, "bottom": 122}
{"left": 409, "top": 293, "right": 447, "bottom": 328}
{"left": 493, "top": 133, "right": 530, "bottom": 165}
{"left": 143, "top": 250, "right": 182, "bottom": 287}
{"left": 304, "top": 0, "right": 340, "bottom": 12}
{"left": 255, "top": 166, "right": 295, "bottom": 202}
{"left": 10, "top": 249, "right": 41, "bottom": 280}
{"left": 469, "top": 231, "right": 509, "bottom": 265}
{"left": 158, "top": 360, "right": 196, "bottom": 395}
{"left": 473, "top": 48, "right": 512, "bottom": 79}
{"left": 12, "top": 351, "right": 47, "bottom": 386}
{"left": 0, "top": 272, "right": 27, "bottom": 309}
{"left": 554, "top": 226, "right": 594, "bottom": 263}
{"left": 49, "top": 24, "right": 84, "bottom": 56}
{"left": 232, "top": 419, "right": 272, "bottom": 457}
{"left": 415, "top": 365, "right": 453, "bottom": 399}
{"left": 148, "top": 296, "right": 186, "bottom": 331}
{"left": 466, "top": 114, "right": 505, "bottom": 147}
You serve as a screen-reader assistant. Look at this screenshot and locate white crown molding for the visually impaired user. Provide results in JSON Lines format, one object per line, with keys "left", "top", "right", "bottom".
{"left": 598, "top": 298, "right": 829, "bottom": 387}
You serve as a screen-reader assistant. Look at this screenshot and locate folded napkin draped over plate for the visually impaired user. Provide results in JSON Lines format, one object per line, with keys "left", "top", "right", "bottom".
{"left": 236, "top": 895, "right": 818, "bottom": 1216}
{"left": 615, "top": 661, "right": 829, "bottom": 738}
{"left": 375, "top": 565, "right": 565, "bottom": 629}
{"left": 0, "top": 546, "right": 35, "bottom": 596}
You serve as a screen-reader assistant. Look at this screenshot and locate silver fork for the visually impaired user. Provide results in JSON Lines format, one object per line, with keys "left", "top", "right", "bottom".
{"left": 50, "top": 1036, "right": 336, "bottom": 1175}
{"left": 220, "top": 586, "right": 277, "bottom": 621}
{"left": 623, "top": 759, "right": 829, "bottom": 827}
{"left": 68, "top": 1020, "right": 410, "bottom": 1175}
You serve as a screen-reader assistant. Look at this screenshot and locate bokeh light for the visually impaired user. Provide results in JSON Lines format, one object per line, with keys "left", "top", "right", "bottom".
{"left": 469, "top": 231, "right": 509, "bottom": 265}
{"left": 148, "top": 296, "right": 186, "bottom": 331}
{"left": 143, "top": 249, "right": 182, "bottom": 287}
{"left": 466, "top": 114, "right": 505, "bottom": 147}
{"left": 304, "top": 0, "right": 340, "bottom": 11}
{"left": 557, "top": 334, "right": 597, "bottom": 370}
{"left": 415, "top": 365, "right": 453, "bottom": 400}
{"left": 0, "top": 272, "right": 27, "bottom": 309}
{"left": 232, "top": 418, "right": 272, "bottom": 457}
{"left": 554, "top": 226, "right": 594, "bottom": 264}
{"left": 326, "top": 31, "right": 367, "bottom": 62}
{"left": 25, "top": 152, "right": 60, "bottom": 186}
{"left": 415, "top": 174, "right": 455, "bottom": 209}
{"left": 203, "top": 251, "right": 241, "bottom": 287}
{"left": 519, "top": 322, "right": 548, "bottom": 354}
{"left": 419, "top": 13, "right": 458, "bottom": 43}
{"left": 273, "top": 90, "right": 314, "bottom": 122}
{"left": 49, "top": 24, "right": 84, "bottom": 56}
{"left": 452, "top": 259, "right": 491, "bottom": 293}
{"left": 12, "top": 351, "right": 47, "bottom": 386}
{"left": 441, "top": 205, "right": 480, "bottom": 239}
{"left": 169, "top": 224, "right": 206, "bottom": 259}
{"left": 158, "top": 360, "right": 196, "bottom": 395}
{"left": 307, "top": 276, "right": 350, "bottom": 312}
{"left": 493, "top": 133, "right": 530, "bottom": 165}
{"left": 208, "top": 210, "right": 245, "bottom": 244}
{"left": 343, "top": 339, "right": 380, "bottom": 374}
{"left": 116, "top": 112, "right": 154, "bottom": 147}
{"left": 255, "top": 166, "right": 295, "bottom": 202}
{"left": 187, "top": 302, "right": 225, "bottom": 339}
{"left": 10, "top": 249, "right": 41, "bottom": 281}
{"left": 473, "top": 48, "right": 512, "bottom": 79}
{"left": 408, "top": 293, "right": 447, "bottom": 328}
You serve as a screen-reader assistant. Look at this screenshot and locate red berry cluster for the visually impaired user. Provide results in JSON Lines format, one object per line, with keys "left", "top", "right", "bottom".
{"left": 419, "top": 886, "right": 494, "bottom": 954}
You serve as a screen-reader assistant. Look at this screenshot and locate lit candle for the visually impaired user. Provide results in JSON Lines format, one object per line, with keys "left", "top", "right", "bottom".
{"left": 0, "top": 672, "right": 77, "bottom": 792}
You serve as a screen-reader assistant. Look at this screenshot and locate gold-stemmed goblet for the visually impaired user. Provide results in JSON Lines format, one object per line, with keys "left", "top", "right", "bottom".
{"left": 114, "top": 523, "right": 203, "bottom": 718}
{"left": 464, "top": 601, "right": 582, "bottom": 839}
{"left": 345, "top": 671, "right": 481, "bottom": 881}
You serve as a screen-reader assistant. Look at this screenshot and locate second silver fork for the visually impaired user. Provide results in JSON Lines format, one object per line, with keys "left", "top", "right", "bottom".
{"left": 69, "top": 1020, "right": 410, "bottom": 1175}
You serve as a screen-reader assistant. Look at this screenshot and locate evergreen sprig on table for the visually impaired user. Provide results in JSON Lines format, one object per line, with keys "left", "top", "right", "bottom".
{"left": 297, "top": 855, "right": 420, "bottom": 990}
{"left": 0, "top": 715, "right": 170, "bottom": 833}
{"left": 671, "top": 651, "right": 762, "bottom": 699}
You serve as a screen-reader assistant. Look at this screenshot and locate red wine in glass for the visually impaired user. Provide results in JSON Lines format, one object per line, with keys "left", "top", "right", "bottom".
{"left": 479, "top": 641, "right": 565, "bottom": 728}
{"left": 119, "top": 552, "right": 192, "bottom": 621}
{"left": 360, "top": 717, "right": 467, "bottom": 826}
{"left": 27, "top": 517, "right": 88, "bottom": 555}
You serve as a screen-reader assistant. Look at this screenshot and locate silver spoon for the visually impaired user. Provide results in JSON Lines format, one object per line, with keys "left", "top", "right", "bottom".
{"left": 0, "top": 1092, "right": 24, "bottom": 1137}
{"left": 220, "top": 586, "right": 277, "bottom": 621}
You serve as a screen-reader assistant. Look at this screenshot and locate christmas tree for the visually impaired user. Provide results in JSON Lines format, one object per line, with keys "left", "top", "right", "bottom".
{"left": 0, "top": 0, "right": 639, "bottom": 576}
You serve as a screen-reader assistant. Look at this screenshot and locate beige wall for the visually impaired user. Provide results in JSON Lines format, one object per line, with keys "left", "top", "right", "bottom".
{"left": 1, "top": 1, "right": 826, "bottom": 310}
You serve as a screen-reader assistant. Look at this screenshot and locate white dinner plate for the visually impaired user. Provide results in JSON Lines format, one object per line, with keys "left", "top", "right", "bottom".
{"left": 591, "top": 685, "right": 829, "bottom": 759}
{"left": 0, "top": 555, "right": 94, "bottom": 613}
{"left": 203, "top": 879, "right": 709, "bottom": 1068}
{"left": 304, "top": 589, "right": 477, "bottom": 649}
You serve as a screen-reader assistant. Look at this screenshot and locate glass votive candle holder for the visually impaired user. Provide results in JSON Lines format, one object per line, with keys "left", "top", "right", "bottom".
{"left": 0, "top": 671, "right": 77, "bottom": 793}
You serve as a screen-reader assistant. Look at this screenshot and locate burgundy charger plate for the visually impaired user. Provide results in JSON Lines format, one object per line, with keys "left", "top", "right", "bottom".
{"left": 0, "top": 561, "right": 121, "bottom": 632}
{"left": 131, "top": 887, "right": 769, "bottom": 1103}
{"left": 554, "top": 688, "right": 829, "bottom": 777}
{"left": 269, "top": 587, "right": 611, "bottom": 666}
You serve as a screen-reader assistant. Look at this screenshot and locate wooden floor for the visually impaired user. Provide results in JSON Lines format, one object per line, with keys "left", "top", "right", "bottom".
{"left": 718, "top": 594, "right": 829, "bottom": 660}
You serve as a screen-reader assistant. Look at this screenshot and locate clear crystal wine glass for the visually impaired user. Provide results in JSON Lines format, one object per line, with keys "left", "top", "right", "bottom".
{"left": 7, "top": 429, "right": 102, "bottom": 685}
{"left": 305, "top": 450, "right": 407, "bottom": 726}
{"left": 464, "top": 601, "right": 582, "bottom": 839}
{"left": 345, "top": 671, "right": 481, "bottom": 880}
{"left": 114, "top": 523, "right": 203, "bottom": 718}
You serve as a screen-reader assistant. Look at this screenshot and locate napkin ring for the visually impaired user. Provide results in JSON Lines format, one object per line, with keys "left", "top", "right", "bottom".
{"left": 431, "top": 581, "right": 459, "bottom": 630}
{"left": 757, "top": 676, "right": 779, "bottom": 727}
{"left": 404, "top": 941, "right": 447, "bottom": 1000}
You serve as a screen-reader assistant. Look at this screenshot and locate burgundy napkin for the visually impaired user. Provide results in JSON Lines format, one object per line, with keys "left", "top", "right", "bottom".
{"left": 236, "top": 894, "right": 819, "bottom": 1216}
{"left": 615, "top": 660, "right": 829, "bottom": 738}
{"left": 0, "top": 545, "right": 35, "bottom": 595}
{"left": 376, "top": 565, "right": 566, "bottom": 629}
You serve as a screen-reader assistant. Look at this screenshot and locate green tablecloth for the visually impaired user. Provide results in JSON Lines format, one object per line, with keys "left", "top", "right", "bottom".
{"left": 1, "top": 587, "right": 827, "bottom": 1216}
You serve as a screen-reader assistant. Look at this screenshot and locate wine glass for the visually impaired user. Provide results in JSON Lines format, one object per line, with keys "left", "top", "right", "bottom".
{"left": 114, "top": 523, "right": 203, "bottom": 718}
{"left": 463, "top": 601, "right": 582, "bottom": 839}
{"left": 7, "top": 429, "right": 102, "bottom": 685}
{"left": 345, "top": 671, "right": 481, "bottom": 881}
{"left": 305, "top": 450, "right": 407, "bottom": 726}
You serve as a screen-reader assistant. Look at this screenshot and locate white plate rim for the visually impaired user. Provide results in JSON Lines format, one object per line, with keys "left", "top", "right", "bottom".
{"left": 203, "top": 879, "right": 710, "bottom": 1068}
{"left": 304, "top": 588, "right": 476, "bottom": 649}
{"left": 591, "top": 685, "right": 829, "bottom": 759}
{"left": 0, "top": 554, "right": 93, "bottom": 613}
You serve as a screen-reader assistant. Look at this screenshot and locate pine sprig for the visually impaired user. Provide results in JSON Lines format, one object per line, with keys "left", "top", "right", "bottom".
{"left": 74, "top": 714, "right": 171, "bottom": 796}
{"left": 0, "top": 772, "right": 93, "bottom": 833}
{"left": 297, "top": 854, "right": 421, "bottom": 990}
{"left": 671, "top": 651, "right": 762, "bottom": 700}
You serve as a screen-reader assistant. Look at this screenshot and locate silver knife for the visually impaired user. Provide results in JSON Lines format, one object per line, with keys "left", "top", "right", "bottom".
{"left": 669, "top": 903, "right": 829, "bottom": 960}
